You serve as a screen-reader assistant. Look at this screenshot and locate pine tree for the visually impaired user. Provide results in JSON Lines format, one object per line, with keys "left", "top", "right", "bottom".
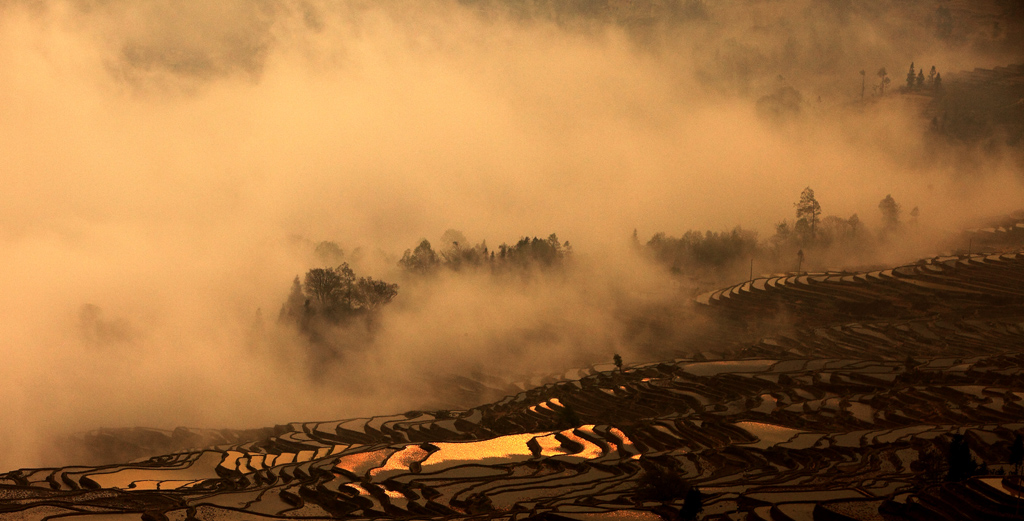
{"left": 795, "top": 187, "right": 822, "bottom": 240}
{"left": 279, "top": 276, "right": 307, "bottom": 322}
{"left": 906, "top": 62, "right": 916, "bottom": 89}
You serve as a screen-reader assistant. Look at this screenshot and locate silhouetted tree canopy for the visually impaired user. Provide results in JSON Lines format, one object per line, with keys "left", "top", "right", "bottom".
{"left": 503, "top": 234, "right": 568, "bottom": 267}
{"left": 679, "top": 486, "right": 703, "bottom": 520}
{"left": 795, "top": 187, "right": 822, "bottom": 241}
{"left": 304, "top": 266, "right": 348, "bottom": 306}
{"left": 646, "top": 227, "right": 758, "bottom": 272}
{"left": 280, "top": 276, "right": 307, "bottom": 322}
{"left": 878, "top": 194, "right": 901, "bottom": 229}
{"left": 313, "top": 241, "right": 344, "bottom": 264}
{"left": 400, "top": 240, "right": 440, "bottom": 273}
{"left": 356, "top": 277, "right": 400, "bottom": 311}
{"left": 281, "top": 264, "right": 398, "bottom": 326}
{"left": 400, "top": 233, "right": 571, "bottom": 274}
{"left": 946, "top": 433, "right": 979, "bottom": 482}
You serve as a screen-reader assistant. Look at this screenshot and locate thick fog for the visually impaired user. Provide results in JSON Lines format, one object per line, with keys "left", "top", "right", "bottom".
{"left": 0, "top": 0, "right": 1022, "bottom": 469}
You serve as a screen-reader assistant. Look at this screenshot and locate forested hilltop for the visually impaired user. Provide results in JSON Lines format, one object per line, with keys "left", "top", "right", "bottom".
{"left": 272, "top": 184, "right": 1024, "bottom": 390}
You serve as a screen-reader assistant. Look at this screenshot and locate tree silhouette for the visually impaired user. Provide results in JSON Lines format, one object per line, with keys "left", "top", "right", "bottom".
{"left": 947, "top": 433, "right": 979, "bottom": 482}
{"left": 679, "top": 486, "right": 703, "bottom": 520}
{"left": 878, "top": 194, "right": 901, "bottom": 230}
{"left": 877, "top": 67, "right": 891, "bottom": 96}
{"left": 399, "top": 239, "right": 440, "bottom": 273}
{"left": 906, "top": 62, "right": 916, "bottom": 89}
{"left": 614, "top": 353, "right": 623, "bottom": 372}
{"left": 314, "top": 241, "right": 344, "bottom": 264}
{"left": 335, "top": 263, "right": 357, "bottom": 308}
{"left": 279, "top": 276, "right": 307, "bottom": 321}
{"left": 795, "top": 187, "right": 822, "bottom": 240}
{"left": 356, "top": 277, "right": 399, "bottom": 311}
{"left": 304, "top": 268, "right": 343, "bottom": 306}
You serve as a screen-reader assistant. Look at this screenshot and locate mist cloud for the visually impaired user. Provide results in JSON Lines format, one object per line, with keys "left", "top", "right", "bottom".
{"left": 0, "top": 0, "right": 1021, "bottom": 469}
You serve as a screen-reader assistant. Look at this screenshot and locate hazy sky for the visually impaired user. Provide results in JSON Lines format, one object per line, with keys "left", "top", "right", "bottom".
{"left": 0, "top": 0, "right": 1021, "bottom": 469}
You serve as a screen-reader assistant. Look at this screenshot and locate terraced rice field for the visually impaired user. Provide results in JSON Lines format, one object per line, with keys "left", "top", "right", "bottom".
{"left": 5, "top": 251, "right": 1024, "bottom": 520}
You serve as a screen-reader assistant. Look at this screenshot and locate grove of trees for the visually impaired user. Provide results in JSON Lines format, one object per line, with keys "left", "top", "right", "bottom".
{"left": 641, "top": 188, "right": 916, "bottom": 280}
{"left": 279, "top": 263, "right": 399, "bottom": 326}
{"left": 399, "top": 233, "right": 572, "bottom": 275}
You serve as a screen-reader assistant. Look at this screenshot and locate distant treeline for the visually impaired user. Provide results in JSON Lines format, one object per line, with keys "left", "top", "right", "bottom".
{"left": 399, "top": 232, "right": 571, "bottom": 274}
{"left": 279, "top": 232, "right": 572, "bottom": 334}
{"left": 457, "top": 0, "right": 710, "bottom": 22}
{"left": 641, "top": 188, "right": 917, "bottom": 279}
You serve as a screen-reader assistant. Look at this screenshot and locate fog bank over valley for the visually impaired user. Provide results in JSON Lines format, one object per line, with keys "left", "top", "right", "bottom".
{"left": 0, "top": 0, "right": 1022, "bottom": 469}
